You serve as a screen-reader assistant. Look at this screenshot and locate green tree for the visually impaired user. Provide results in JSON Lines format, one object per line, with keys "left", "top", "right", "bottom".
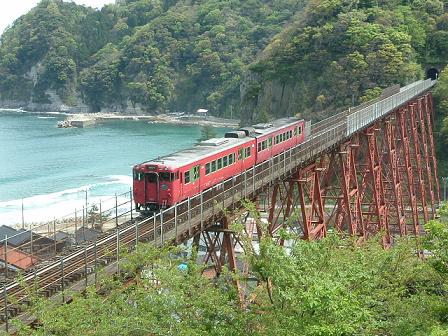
{"left": 197, "top": 125, "right": 217, "bottom": 142}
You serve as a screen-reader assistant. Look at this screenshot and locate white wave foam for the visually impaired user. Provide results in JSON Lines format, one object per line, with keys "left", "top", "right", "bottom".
{"left": 37, "top": 116, "right": 56, "bottom": 119}
{"left": 104, "top": 175, "right": 132, "bottom": 186}
{"left": 0, "top": 176, "right": 134, "bottom": 225}
{"left": 0, "top": 194, "right": 132, "bottom": 227}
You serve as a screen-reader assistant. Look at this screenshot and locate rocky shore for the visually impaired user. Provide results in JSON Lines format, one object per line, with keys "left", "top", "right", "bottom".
{"left": 0, "top": 108, "right": 240, "bottom": 128}
{"left": 61, "top": 112, "right": 240, "bottom": 128}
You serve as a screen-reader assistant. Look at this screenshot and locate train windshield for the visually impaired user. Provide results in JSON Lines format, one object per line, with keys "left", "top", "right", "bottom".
{"left": 160, "top": 172, "right": 176, "bottom": 182}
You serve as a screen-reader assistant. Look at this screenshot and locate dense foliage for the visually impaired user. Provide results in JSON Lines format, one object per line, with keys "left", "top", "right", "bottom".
{"left": 434, "top": 68, "right": 448, "bottom": 176}
{"left": 0, "top": 0, "right": 306, "bottom": 114}
{"left": 242, "top": 0, "right": 448, "bottom": 122}
{"left": 10, "top": 206, "right": 448, "bottom": 335}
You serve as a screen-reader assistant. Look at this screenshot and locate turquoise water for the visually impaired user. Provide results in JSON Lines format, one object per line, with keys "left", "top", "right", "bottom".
{"left": 0, "top": 111, "right": 228, "bottom": 225}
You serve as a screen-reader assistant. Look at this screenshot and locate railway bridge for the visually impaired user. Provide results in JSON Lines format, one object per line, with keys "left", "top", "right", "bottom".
{"left": 0, "top": 78, "right": 440, "bottom": 330}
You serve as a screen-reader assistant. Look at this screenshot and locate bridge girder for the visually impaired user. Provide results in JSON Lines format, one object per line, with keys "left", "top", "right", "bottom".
{"left": 196, "top": 93, "right": 440, "bottom": 304}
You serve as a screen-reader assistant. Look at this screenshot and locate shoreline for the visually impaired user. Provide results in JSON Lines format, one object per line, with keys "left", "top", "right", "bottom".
{"left": 0, "top": 109, "right": 240, "bottom": 128}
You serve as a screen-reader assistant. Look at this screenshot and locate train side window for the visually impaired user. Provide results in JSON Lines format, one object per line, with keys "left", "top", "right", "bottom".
{"left": 206, "top": 163, "right": 211, "bottom": 175}
{"left": 238, "top": 148, "right": 243, "bottom": 160}
{"left": 211, "top": 161, "right": 216, "bottom": 172}
{"left": 262, "top": 140, "right": 267, "bottom": 150}
{"left": 257, "top": 143, "right": 261, "bottom": 152}
{"left": 217, "top": 158, "right": 223, "bottom": 170}
{"left": 193, "top": 165, "right": 200, "bottom": 180}
{"left": 175, "top": 172, "right": 179, "bottom": 180}
{"left": 233, "top": 153, "right": 236, "bottom": 163}
{"left": 298, "top": 126, "right": 302, "bottom": 135}
{"left": 228, "top": 154, "right": 233, "bottom": 164}
{"left": 223, "top": 156, "right": 228, "bottom": 166}
{"left": 294, "top": 127, "right": 297, "bottom": 136}
{"left": 134, "top": 171, "right": 144, "bottom": 181}
{"left": 185, "top": 171, "right": 190, "bottom": 184}
{"left": 268, "top": 137, "right": 272, "bottom": 147}
{"left": 289, "top": 130, "right": 292, "bottom": 138}
{"left": 245, "top": 147, "right": 251, "bottom": 158}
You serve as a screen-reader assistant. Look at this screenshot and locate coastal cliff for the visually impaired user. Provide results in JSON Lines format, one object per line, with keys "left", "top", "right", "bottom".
{"left": 0, "top": 0, "right": 305, "bottom": 116}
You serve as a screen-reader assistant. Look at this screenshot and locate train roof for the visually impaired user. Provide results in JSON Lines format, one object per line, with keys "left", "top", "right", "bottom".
{"left": 140, "top": 136, "right": 254, "bottom": 169}
{"left": 137, "top": 117, "right": 302, "bottom": 170}
{"left": 251, "top": 117, "right": 302, "bottom": 137}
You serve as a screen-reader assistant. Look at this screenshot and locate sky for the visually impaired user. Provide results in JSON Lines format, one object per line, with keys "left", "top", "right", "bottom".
{"left": 0, "top": 0, "right": 114, "bottom": 35}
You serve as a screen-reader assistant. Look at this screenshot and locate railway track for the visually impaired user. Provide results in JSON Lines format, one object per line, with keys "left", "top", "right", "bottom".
{"left": 0, "top": 79, "right": 436, "bottom": 330}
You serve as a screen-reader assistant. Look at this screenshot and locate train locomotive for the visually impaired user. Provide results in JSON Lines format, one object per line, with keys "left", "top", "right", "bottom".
{"left": 133, "top": 117, "right": 305, "bottom": 212}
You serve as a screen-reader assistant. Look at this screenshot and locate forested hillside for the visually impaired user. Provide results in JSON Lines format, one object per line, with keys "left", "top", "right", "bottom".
{"left": 241, "top": 0, "right": 448, "bottom": 123}
{"left": 0, "top": 0, "right": 306, "bottom": 114}
{"left": 1, "top": 0, "right": 448, "bottom": 174}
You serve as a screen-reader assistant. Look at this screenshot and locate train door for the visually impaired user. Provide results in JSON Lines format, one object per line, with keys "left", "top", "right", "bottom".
{"left": 238, "top": 147, "right": 245, "bottom": 173}
{"left": 144, "top": 172, "right": 159, "bottom": 208}
{"left": 268, "top": 136, "right": 273, "bottom": 159}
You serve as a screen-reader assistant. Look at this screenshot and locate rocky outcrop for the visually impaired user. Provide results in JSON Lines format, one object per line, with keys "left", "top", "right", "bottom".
{"left": 241, "top": 70, "right": 318, "bottom": 125}
{"left": 0, "top": 90, "right": 153, "bottom": 114}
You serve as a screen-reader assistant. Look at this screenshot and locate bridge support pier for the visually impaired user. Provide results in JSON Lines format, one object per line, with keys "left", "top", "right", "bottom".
{"left": 189, "top": 92, "right": 440, "bottom": 305}
{"left": 264, "top": 93, "right": 439, "bottom": 246}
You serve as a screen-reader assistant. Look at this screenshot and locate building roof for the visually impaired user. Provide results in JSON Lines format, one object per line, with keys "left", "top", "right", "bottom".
{"left": 75, "top": 228, "right": 102, "bottom": 243}
{"left": 0, "top": 225, "right": 33, "bottom": 246}
{"left": 54, "top": 231, "right": 73, "bottom": 242}
{"left": 0, "top": 245, "right": 39, "bottom": 270}
{"left": 0, "top": 225, "right": 20, "bottom": 241}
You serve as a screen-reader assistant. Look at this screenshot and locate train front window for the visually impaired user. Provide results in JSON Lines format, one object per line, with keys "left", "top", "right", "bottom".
{"left": 147, "top": 173, "right": 157, "bottom": 183}
{"left": 160, "top": 172, "right": 173, "bottom": 182}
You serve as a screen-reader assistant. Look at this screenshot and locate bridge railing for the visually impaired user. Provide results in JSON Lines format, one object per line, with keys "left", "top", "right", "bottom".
{"left": 347, "top": 79, "right": 436, "bottom": 135}
{"left": 0, "top": 78, "right": 436, "bottom": 325}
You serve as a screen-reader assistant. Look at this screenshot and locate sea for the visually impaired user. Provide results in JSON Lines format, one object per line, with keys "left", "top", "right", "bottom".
{"left": 0, "top": 110, "right": 229, "bottom": 227}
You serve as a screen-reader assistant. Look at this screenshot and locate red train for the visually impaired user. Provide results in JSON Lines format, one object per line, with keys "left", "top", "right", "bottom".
{"left": 133, "top": 117, "right": 305, "bottom": 212}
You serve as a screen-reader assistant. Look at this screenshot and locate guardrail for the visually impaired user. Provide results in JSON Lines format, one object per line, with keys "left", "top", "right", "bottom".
{"left": 0, "top": 78, "right": 436, "bottom": 330}
{"left": 347, "top": 79, "right": 436, "bottom": 135}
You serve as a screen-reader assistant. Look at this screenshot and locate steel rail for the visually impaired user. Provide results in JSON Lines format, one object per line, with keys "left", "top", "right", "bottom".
{"left": 0, "top": 79, "right": 436, "bottom": 322}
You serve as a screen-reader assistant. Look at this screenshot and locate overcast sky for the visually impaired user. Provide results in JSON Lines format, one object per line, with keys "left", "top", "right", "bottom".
{"left": 0, "top": 0, "right": 114, "bottom": 35}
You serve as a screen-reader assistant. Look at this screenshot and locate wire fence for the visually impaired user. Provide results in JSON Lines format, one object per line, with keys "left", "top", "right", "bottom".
{"left": 0, "top": 78, "right": 437, "bottom": 332}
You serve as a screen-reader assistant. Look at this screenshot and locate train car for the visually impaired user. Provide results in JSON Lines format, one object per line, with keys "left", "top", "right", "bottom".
{"left": 251, "top": 118, "right": 305, "bottom": 164}
{"left": 133, "top": 136, "right": 255, "bottom": 212}
{"left": 133, "top": 117, "right": 305, "bottom": 212}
